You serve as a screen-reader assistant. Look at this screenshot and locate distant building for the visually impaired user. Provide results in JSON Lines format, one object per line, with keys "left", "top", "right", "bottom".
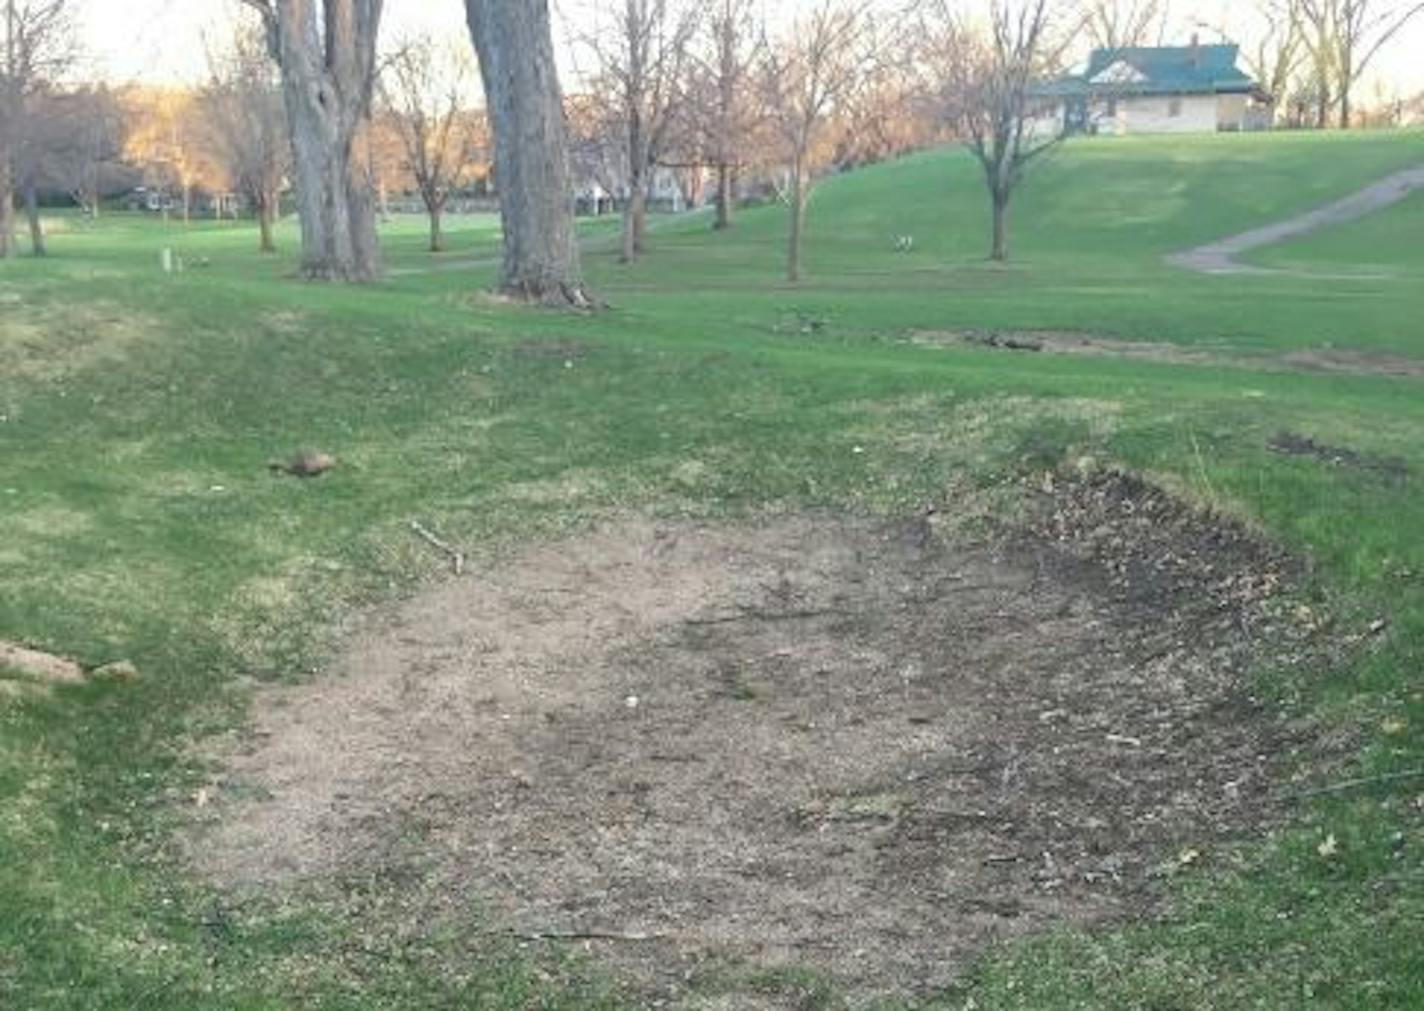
{"left": 1034, "top": 38, "right": 1273, "bottom": 136}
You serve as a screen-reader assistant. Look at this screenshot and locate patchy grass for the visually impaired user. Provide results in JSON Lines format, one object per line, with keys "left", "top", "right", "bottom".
{"left": 1, "top": 131, "right": 1423, "bottom": 1009}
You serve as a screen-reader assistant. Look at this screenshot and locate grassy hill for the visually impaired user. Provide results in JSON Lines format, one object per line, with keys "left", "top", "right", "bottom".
{"left": 1248, "top": 186, "right": 1424, "bottom": 275}
{"left": 2, "top": 130, "right": 1423, "bottom": 1009}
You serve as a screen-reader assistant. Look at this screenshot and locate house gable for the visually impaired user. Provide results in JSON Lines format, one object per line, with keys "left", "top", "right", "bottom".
{"left": 1090, "top": 60, "right": 1148, "bottom": 85}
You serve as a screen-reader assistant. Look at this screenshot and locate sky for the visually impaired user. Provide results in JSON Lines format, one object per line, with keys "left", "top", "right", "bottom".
{"left": 78, "top": 0, "right": 1424, "bottom": 101}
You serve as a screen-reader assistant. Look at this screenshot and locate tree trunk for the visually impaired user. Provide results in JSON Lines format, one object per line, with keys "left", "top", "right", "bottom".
{"left": 990, "top": 189, "right": 1009, "bottom": 262}
{"left": 264, "top": 0, "right": 384, "bottom": 282}
{"left": 0, "top": 161, "right": 14, "bottom": 259}
{"left": 622, "top": 184, "right": 647, "bottom": 262}
{"left": 465, "top": 0, "right": 591, "bottom": 307}
{"left": 714, "top": 162, "right": 732, "bottom": 230}
{"left": 428, "top": 201, "right": 444, "bottom": 252}
{"left": 258, "top": 192, "right": 277, "bottom": 253}
{"left": 621, "top": 191, "right": 636, "bottom": 263}
{"left": 787, "top": 156, "right": 806, "bottom": 282}
{"left": 24, "top": 182, "right": 45, "bottom": 257}
{"left": 182, "top": 184, "right": 191, "bottom": 223}
{"left": 1339, "top": 89, "right": 1351, "bottom": 130}
{"left": 633, "top": 185, "right": 647, "bottom": 254}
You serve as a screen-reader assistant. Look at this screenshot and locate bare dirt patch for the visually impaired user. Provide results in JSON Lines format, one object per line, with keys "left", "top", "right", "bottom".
{"left": 912, "top": 329, "right": 1424, "bottom": 380}
{"left": 194, "top": 474, "right": 1323, "bottom": 1006}
{"left": 1268, "top": 431, "right": 1408, "bottom": 485}
{"left": 1277, "top": 348, "right": 1424, "bottom": 379}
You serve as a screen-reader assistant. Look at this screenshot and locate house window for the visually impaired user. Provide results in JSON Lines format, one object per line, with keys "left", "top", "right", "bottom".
{"left": 1169, "top": 96, "right": 1183, "bottom": 117}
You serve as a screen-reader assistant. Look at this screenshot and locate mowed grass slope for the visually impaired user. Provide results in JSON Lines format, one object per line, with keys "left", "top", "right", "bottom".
{"left": 1, "top": 130, "right": 1422, "bottom": 1009}
{"left": 1250, "top": 187, "right": 1424, "bottom": 275}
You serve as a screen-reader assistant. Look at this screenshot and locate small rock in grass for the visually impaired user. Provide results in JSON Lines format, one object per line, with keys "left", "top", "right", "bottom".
{"left": 91, "top": 660, "right": 140, "bottom": 683}
{"left": 269, "top": 449, "right": 336, "bottom": 478}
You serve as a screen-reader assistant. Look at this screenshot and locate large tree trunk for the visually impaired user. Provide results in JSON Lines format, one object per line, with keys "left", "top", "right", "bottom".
{"left": 23, "top": 181, "right": 44, "bottom": 257}
{"left": 714, "top": 162, "right": 732, "bottom": 230}
{"left": 990, "top": 188, "right": 1010, "bottom": 262}
{"left": 263, "top": 0, "right": 384, "bottom": 282}
{"left": 0, "top": 161, "right": 14, "bottom": 259}
{"left": 465, "top": 0, "right": 591, "bottom": 307}
{"left": 787, "top": 156, "right": 806, "bottom": 282}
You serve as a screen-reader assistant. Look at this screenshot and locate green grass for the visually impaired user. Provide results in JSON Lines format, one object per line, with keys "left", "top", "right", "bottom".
{"left": 2, "top": 129, "right": 1423, "bottom": 1009}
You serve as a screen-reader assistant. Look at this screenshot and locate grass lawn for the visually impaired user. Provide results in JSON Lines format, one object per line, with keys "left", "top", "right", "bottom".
{"left": 2, "top": 129, "right": 1423, "bottom": 1008}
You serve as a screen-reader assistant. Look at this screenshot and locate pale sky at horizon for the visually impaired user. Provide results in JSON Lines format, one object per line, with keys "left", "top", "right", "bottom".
{"left": 77, "top": 0, "right": 1424, "bottom": 101}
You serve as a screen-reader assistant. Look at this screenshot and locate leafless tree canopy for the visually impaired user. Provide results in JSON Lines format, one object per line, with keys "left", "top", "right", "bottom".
{"left": 1, "top": 0, "right": 78, "bottom": 257}
{"left": 379, "top": 35, "right": 481, "bottom": 253}
{"left": 1296, "top": 0, "right": 1424, "bottom": 127}
{"left": 1084, "top": 0, "right": 1171, "bottom": 51}
{"left": 760, "top": 0, "right": 868, "bottom": 282}
{"left": 922, "top": 0, "right": 1069, "bottom": 262}
{"left": 685, "top": 0, "right": 763, "bottom": 230}
{"left": 204, "top": 23, "right": 289, "bottom": 253}
{"left": 579, "top": 0, "right": 698, "bottom": 262}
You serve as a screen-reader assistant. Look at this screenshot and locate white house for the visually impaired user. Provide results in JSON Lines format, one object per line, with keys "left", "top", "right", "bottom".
{"left": 1034, "top": 39, "right": 1273, "bottom": 136}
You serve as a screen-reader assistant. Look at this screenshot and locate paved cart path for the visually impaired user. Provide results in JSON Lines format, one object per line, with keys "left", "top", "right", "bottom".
{"left": 1168, "top": 163, "right": 1424, "bottom": 276}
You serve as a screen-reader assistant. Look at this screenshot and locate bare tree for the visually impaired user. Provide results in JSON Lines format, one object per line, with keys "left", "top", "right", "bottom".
{"left": 380, "top": 35, "right": 480, "bottom": 253}
{"left": 1299, "top": 1, "right": 1424, "bottom": 127}
{"left": 59, "top": 84, "right": 124, "bottom": 217}
{"left": 1, "top": 0, "right": 76, "bottom": 258}
{"left": 240, "top": 0, "right": 384, "bottom": 281}
{"left": 761, "top": 0, "right": 867, "bottom": 282}
{"left": 582, "top": 0, "right": 698, "bottom": 262}
{"left": 693, "top": 0, "right": 762, "bottom": 230}
{"left": 1238, "top": 2, "right": 1306, "bottom": 122}
{"left": 1084, "top": 0, "right": 1170, "bottom": 50}
{"left": 924, "top": 0, "right": 1068, "bottom": 262}
{"left": 204, "top": 24, "right": 289, "bottom": 253}
{"left": 565, "top": 90, "right": 627, "bottom": 208}
{"left": 15, "top": 84, "right": 127, "bottom": 242}
{"left": 464, "top": 0, "right": 592, "bottom": 307}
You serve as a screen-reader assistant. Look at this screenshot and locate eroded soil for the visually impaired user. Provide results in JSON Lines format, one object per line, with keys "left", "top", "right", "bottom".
{"left": 911, "top": 328, "right": 1424, "bottom": 380}
{"left": 194, "top": 474, "right": 1322, "bottom": 1006}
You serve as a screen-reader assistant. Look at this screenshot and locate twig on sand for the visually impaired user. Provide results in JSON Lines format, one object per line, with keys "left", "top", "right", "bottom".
{"left": 983, "top": 853, "right": 1024, "bottom": 866}
{"left": 507, "top": 929, "right": 665, "bottom": 943}
{"left": 1278, "top": 769, "right": 1424, "bottom": 802}
{"left": 410, "top": 520, "right": 465, "bottom": 576}
{"left": 684, "top": 607, "right": 844, "bottom": 627}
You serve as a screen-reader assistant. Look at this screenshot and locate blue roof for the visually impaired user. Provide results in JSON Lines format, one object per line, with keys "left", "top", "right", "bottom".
{"left": 1037, "top": 43, "right": 1257, "bottom": 98}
